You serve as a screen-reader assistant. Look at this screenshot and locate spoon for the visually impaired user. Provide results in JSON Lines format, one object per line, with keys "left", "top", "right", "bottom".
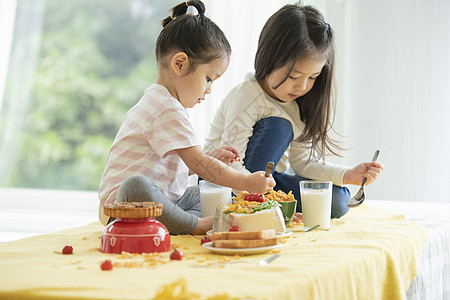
{"left": 347, "top": 150, "right": 380, "bottom": 208}
{"left": 258, "top": 253, "right": 280, "bottom": 266}
{"left": 264, "top": 161, "right": 274, "bottom": 177}
{"left": 264, "top": 162, "right": 275, "bottom": 195}
{"left": 305, "top": 224, "right": 320, "bottom": 232}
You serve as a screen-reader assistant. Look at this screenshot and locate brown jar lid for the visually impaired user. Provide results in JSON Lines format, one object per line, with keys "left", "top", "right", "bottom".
{"left": 103, "top": 202, "right": 163, "bottom": 218}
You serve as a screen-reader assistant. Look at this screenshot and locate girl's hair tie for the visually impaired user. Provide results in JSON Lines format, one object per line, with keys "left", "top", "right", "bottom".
{"left": 185, "top": 1, "right": 189, "bottom": 6}
{"left": 170, "top": 14, "right": 175, "bottom": 20}
{"left": 320, "top": 21, "right": 330, "bottom": 31}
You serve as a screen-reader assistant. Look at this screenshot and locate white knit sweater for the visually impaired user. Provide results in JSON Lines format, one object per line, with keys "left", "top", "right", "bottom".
{"left": 204, "top": 73, "right": 349, "bottom": 186}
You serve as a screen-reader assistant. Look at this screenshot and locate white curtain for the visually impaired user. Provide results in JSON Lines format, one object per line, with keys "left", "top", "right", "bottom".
{"left": 0, "top": 0, "right": 45, "bottom": 185}
{"left": 0, "top": 0, "right": 17, "bottom": 110}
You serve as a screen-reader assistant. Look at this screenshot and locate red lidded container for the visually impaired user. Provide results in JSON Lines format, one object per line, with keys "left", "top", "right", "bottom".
{"left": 101, "top": 202, "right": 170, "bottom": 254}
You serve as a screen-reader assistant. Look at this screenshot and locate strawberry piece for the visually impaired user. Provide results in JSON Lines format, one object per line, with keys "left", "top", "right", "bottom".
{"left": 200, "top": 237, "right": 211, "bottom": 245}
{"left": 101, "top": 260, "right": 113, "bottom": 271}
{"left": 170, "top": 249, "right": 183, "bottom": 260}
{"left": 244, "top": 193, "right": 265, "bottom": 202}
{"left": 229, "top": 225, "right": 241, "bottom": 232}
{"left": 62, "top": 245, "right": 73, "bottom": 255}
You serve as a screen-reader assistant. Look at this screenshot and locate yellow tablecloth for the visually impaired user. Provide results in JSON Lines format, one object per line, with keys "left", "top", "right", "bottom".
{"left": 0, "top": 204, "right": 426, "bottom": 300}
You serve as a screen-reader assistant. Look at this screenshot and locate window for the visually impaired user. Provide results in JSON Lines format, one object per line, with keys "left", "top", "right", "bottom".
{"left": 0, "top": 0, "right": 180, "bottom": 191}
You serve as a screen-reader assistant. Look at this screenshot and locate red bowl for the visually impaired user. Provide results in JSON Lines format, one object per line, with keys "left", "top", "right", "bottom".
{"left": 101, "top": 217, "right": 170, "bottom": 254}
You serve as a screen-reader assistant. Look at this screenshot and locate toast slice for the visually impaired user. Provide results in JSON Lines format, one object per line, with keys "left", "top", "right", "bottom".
{"left": 211, "top": 229, "right": 276, "bottom": 241}
{"left": 212, "top": 238, "right": 277, "bottom": 249}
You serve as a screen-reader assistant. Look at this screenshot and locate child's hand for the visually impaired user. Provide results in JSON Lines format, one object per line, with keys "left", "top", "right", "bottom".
{"left": 245, "top": 171, "right": 276, "bottom": 194}
{"left": 191, "top": 216, "right": 214, "bottom": 235}
{"left": 205, "top": 145, "right": 240, "bottom": 164}
{"left": 343, "top": 161, "right": 384, "bottom": 186}
{"left": 293, "top": 213, "right": 303, "bottom": 223}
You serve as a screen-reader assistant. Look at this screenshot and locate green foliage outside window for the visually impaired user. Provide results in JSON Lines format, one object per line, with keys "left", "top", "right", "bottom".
{"left": 1, "top": 0, "right": 179, "bottom": 190}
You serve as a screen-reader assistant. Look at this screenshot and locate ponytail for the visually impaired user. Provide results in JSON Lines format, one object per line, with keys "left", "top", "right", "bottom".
{"left": 162, "top": 1, "right": 205, "bottom": 27}
{"left": 156, "top": 0, "right": 229, "bottom": 73}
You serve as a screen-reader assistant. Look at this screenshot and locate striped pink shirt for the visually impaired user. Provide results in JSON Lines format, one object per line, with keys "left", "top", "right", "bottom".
{"left": 98, "top": 84, "right": 201, "bottom": 223}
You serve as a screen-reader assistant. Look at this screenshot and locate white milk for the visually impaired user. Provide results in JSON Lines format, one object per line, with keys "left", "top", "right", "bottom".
{"left": 200, "top": 184, "right": 232, "bottom": 217}
{"left": 301, "top": 189, "right": 332, "bottom": 230}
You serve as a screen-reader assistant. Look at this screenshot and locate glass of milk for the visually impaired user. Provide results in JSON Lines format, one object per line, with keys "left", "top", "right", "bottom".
{"left": 299, "top": 181, "right": 333, "bottom": 231}
{"left": 199, "top": 180, "right": 232, "bottom": 217}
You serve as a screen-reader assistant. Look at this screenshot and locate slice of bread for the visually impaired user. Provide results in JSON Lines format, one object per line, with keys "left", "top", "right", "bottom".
{"left": 211, "top": 229, "right": 276, "bottom": 241}
{"left": 212, "top": 238, "right": 277, "bottom": 249}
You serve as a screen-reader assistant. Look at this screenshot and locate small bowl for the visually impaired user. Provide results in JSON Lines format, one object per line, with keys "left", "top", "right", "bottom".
{"left": 278, "top": 200, "right": 297, "bottom": 226}
{"left": 101, "top": 217, "right": 171, "bottom": 254}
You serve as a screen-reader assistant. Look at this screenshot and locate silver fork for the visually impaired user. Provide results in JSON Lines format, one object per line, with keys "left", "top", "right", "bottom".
{"left": 347, "top": 150, "right": 380, "bottom": 208}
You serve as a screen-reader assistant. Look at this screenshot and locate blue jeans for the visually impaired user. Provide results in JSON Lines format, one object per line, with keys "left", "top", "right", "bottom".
{"left": 244, "top": 117, "right": 350, "bottom": 218}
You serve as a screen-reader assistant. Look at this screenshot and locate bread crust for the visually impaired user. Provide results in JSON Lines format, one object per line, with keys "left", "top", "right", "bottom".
{"left": 212, "top": 238, "right": 277, "bottom": 248}
{"left": 211, "top": 229, "right": 276, "bottom": 241}
{"left": 103, "top": 202, "right": 162, "bottom": 218}
{"left": 210, "top": 229, "right": 278, "bottom": 248}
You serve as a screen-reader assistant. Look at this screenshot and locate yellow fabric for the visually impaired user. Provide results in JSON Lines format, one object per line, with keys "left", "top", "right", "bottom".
{"left": 0, "top": 204, "right": 426, "bottom": 300}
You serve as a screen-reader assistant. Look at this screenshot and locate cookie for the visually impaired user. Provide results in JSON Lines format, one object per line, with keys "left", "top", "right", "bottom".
{"left": 103, "top": 202, "right": 163, "bottom": 218}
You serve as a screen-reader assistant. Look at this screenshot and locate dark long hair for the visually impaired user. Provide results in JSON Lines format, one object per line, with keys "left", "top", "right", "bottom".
{"left": 255, "top": 4, "right": 342, "bottom": 161}
{"left": 156, "top": 0, "right": 231, "bottom": 73}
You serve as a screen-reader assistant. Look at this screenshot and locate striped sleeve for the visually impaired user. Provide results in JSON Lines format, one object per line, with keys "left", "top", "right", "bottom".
{"left": 147, "top": 107, "right": 201, "bottom": 158}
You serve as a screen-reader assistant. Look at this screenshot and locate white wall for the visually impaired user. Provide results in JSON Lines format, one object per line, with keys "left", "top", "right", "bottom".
{"left": 326, "top": 0, "right": 450, "bottom": 202}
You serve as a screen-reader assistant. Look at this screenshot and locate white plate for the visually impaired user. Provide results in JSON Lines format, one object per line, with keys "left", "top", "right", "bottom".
{"left": 206, "top": 229, "right": 292, "bottom": 239}
{"left": 278, "top": 229, "right": 292, "bottom": 238}
{"left": 202, "top": 242, "right": 282, "bottom": 255}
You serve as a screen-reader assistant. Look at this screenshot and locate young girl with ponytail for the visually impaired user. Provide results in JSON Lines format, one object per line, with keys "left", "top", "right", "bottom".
{"left": 98, "top": 0, "right": 275, "bottom": 235}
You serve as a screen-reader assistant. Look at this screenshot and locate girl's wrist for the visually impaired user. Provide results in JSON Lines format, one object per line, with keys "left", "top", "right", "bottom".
{"left": 241, "top": 173, "right": 253, "bottom": 192}
{"left": 191, "top": 216, "right": 214, "bottom": 235}
{"left": 342, "top": 169, "right": 351, "bottom": 185}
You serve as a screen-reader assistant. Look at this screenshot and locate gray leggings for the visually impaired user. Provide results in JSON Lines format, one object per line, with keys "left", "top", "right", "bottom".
{"left": 114, "top": 175, "right": 200, "bottom": 235}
